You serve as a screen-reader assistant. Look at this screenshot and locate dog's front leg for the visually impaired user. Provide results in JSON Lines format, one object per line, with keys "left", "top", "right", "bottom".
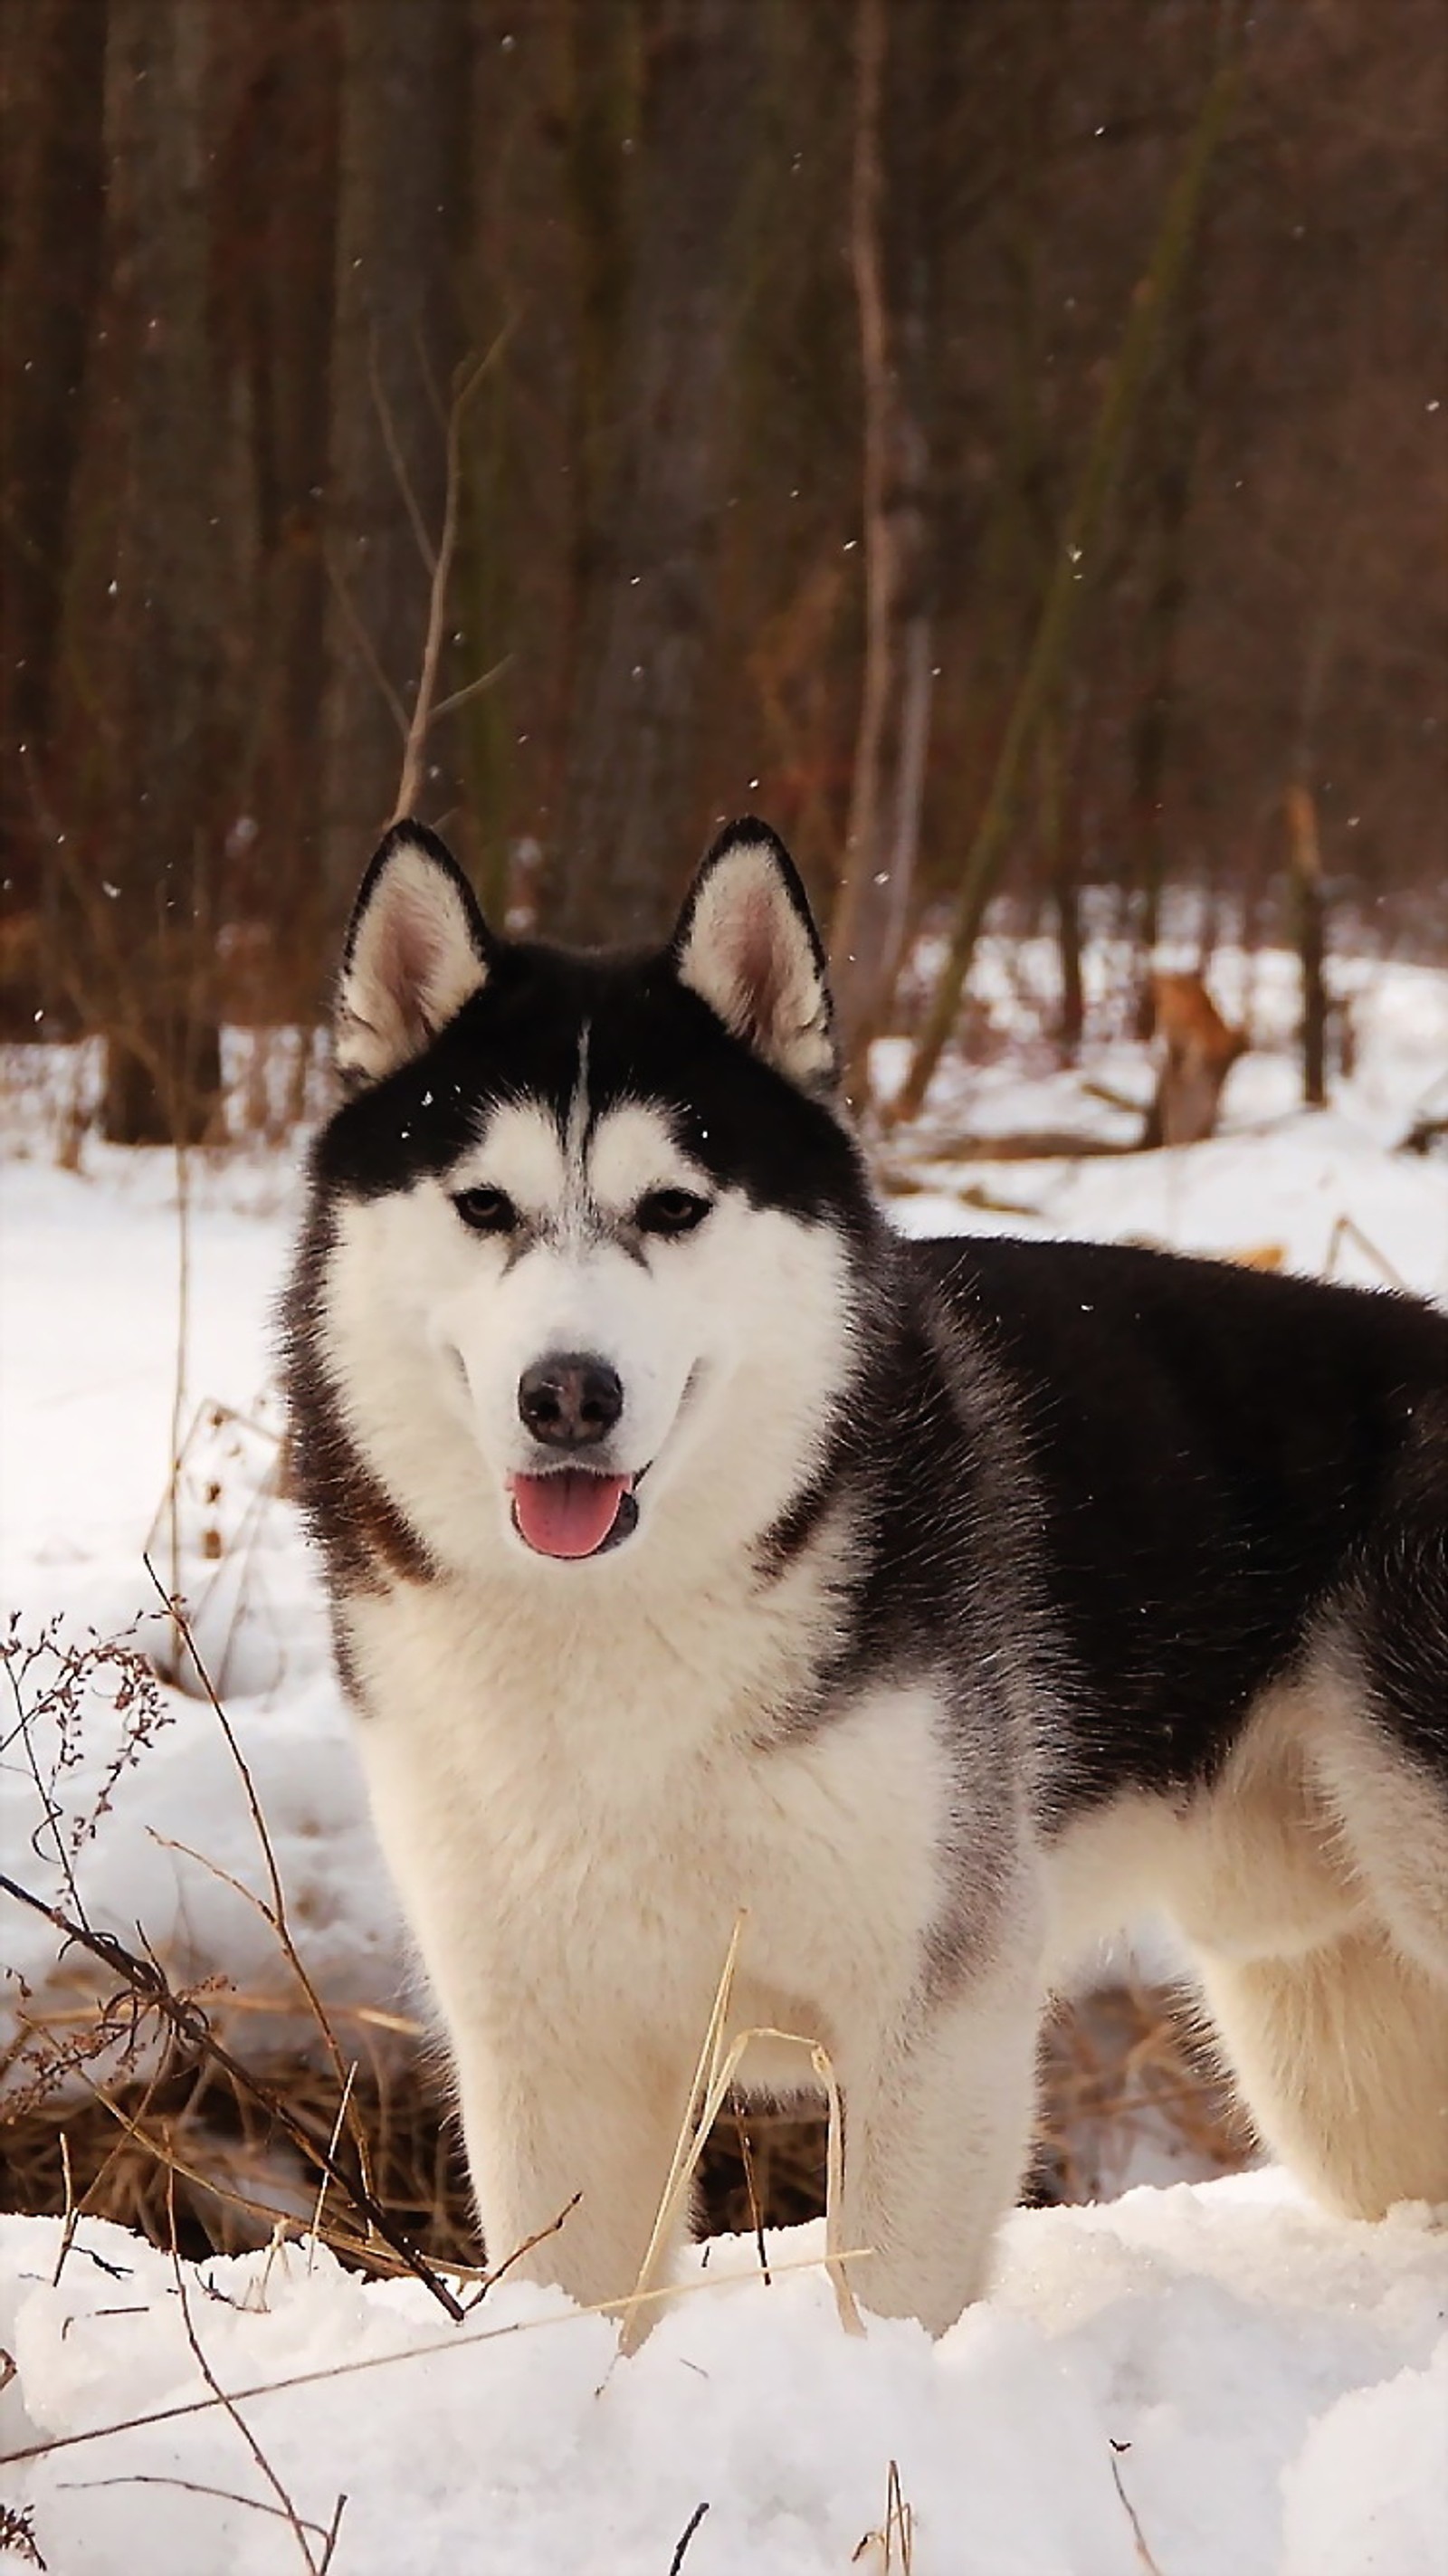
{"left": 453, "top": 2034, "right": 692, "bottom": 2315}
{"left": 836, "top": 1980, "right": 1040, "bottom": 2335}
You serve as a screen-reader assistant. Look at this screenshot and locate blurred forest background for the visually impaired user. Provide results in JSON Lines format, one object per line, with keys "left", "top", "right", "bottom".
{"left": 1, "top": 0, "right": 1444, "bottom": 1142}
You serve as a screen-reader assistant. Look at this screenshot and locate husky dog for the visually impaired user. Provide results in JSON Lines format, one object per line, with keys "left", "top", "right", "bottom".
{"left": 284, "top": 816, "right": 1448, "bottom": 2333}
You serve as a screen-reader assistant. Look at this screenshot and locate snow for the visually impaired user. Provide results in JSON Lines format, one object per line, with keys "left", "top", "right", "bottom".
{"left": 2, "top": 2177, "right": 1444, "bottom": 2573}
{"left": 2, "top": 949, "right": 1446, "bottom": 2570}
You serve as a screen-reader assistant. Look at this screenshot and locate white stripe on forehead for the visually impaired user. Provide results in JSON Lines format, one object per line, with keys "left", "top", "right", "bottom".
{"left": 564, "top": 1021, "right": 592, "bottom": 1173}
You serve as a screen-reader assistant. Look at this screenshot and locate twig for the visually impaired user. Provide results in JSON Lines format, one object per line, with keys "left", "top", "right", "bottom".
{"left": 853, "top": 2458, "right": 915, "bottom": 2571}
{"left": 322, "top": 548, "right": 411, "bottom": 741}
{"left": 389, "top": 332, "right": 513, "bottom": 825}
{"left": 1110, "top": 2445, "right": 1167, "bottom": 2576}
{"left": 50, "top": 2130, "right": 77, "bottom": 2288}
{"left": 462, "top": 2194, "right": 583, "bottom": 2312}
{"left": 0, "top": 2244, "right": 872, "bottom": 2472}
{"left": 620, "top": 1917, "right": 863, "bottom": 2357}
{"left": 308, "top": 2061, "right": 357, "bottom": 2274}
{"left": 622, "top": 1914, "right": 747, "bottom": 2352}
{"left": 165, "top": 1134, "right": 192, "bottom": 1666}
{"left": 425, "top": 658, "right": 510, "bottom": 727}
{"left": 78, "top": 2067, "right": 346, "bottom": 2251}
{"left": 168, "top": 2171, "right": 340, "bottom": 2576}
{"left": 59, "top": 2475, "right": 341, "bottom": 2541}
{"left": 668, "top": 2500, "right": 710, "bottom": 2574}
{"left": 0, "top": 1866, "right": 464, "bottom": 2321}
{"left": 731, "top": 2089, "right": 771, "bottom": 2288}
{"left": 1323, "top": 1210, "right": 1409, "bottom": 1293}
{"left": 140, "top": 1557, "right": 374, "bottom": 2198}
{"left": 367, "top": 331, "right": 438, "bottom": 577}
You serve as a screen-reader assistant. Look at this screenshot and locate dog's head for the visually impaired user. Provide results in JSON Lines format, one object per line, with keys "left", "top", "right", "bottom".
{"left": 307, "top": 819, "right": 878, "bottom": 1574}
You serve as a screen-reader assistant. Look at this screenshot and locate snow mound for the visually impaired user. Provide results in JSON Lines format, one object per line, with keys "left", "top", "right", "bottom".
{"left": 2, "top": 2175, "right": 1443, "bottom": 2575}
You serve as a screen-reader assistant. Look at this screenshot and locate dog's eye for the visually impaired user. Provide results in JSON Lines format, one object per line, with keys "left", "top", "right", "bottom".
{"left": 452, "top": 1187, "right": 518, "bottom": 1236}
{"left": 636, "top": 1188, "right": 711, "bottom": 1237}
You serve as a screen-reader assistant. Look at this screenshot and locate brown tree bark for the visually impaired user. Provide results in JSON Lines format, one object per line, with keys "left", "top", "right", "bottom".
{"left": 556, "top": 0, "right": 634, "bottom": 768}
{"left": 213, "top": 0, "right": 340, "bottom": 968}
{"left": 318, "top": 0, "right": 466, "bottom": 930}
{"left": 1286, "top": 781, "right": 1328, "bottom": 1109}
{"left": 94, "top": 0, "right": 223, "bottom": 1145}
{"left": 0, "top": 0, "right": 107, "bottom": 899}
{"left": 831, "top": 0, "right": 938, "bottom": 1089}
{"left": 893, "top": 23, "right": 1242, "bottom": 1128}
{"left": 553, "top": 0, "right": 763, "bottom": 945}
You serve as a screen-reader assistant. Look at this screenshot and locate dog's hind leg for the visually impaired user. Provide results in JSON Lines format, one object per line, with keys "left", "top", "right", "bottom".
{"left": 1194, "top": 1925, "right": 1448, "bottom": 2218}
{"left": 1310, "top": 1463, "right": 1448, "bottom": 1984}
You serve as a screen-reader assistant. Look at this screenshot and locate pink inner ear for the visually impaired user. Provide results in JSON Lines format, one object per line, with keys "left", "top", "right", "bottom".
{"left": 733, "top": 886, "right": 787, "bottom": 1042}
{"left": 381, "top": 892, "right": 445, "bottom": 1037}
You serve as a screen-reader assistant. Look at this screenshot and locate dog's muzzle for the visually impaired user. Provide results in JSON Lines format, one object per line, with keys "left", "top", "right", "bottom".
{"left": 510, "top": 1351, "right": 639, "bottom": 1558}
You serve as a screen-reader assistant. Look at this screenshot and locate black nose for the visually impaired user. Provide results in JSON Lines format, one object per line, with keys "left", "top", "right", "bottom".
{"left": 518, "top": 1352, "right": 624, "bottom": 1449}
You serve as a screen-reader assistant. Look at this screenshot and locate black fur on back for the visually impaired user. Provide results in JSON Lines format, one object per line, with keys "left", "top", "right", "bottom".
{"left": 913, "top": 1236, "right": 1448, "bottom": 1811}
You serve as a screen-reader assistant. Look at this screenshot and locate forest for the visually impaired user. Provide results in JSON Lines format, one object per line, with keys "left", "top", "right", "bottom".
{"left": 3, "top": 0, "right": 1444, "bottom": 1143}
{"left": 4, "top": 11, "right": 1448, "bottom": 2567}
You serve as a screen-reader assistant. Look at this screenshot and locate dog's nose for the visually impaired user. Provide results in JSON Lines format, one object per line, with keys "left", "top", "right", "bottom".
{"left": 518, "top": 1352, "right": 624, "bottom": 1449}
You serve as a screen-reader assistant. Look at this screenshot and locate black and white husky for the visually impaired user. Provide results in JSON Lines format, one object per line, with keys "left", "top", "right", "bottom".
{"left": 285, "top": 816, "right": 1448, "bottom": 2333}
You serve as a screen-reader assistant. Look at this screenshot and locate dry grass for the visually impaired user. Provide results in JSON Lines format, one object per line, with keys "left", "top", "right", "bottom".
{"left": 2, "top": 1981, "right": 1251, "bottom": 2280}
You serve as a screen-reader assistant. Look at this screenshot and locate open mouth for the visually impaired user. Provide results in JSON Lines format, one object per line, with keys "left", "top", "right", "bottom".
{"left": 507, "top": 1469, "right": 642, "bottom": 1560}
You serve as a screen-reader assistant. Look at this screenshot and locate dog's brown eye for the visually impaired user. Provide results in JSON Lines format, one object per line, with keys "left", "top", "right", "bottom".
{"left": 452, "top": 1187, "right": 518, "bottom": 1236}
{"left": 636, "top": 1188, "right": 711, "bottom": 1237}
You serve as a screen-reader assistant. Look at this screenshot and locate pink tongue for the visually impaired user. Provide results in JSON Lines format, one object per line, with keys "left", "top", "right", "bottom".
{"left": 510, "top": 1471, "right": 629, "bottom": 1560}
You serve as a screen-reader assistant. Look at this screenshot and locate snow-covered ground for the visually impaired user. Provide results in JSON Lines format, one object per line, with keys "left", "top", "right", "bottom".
{"left": 2, "top": 947, "right": 1446, "bottom": 2571}
{"left": 4, "top": 2177, "right": 1446, "bottom": 2576}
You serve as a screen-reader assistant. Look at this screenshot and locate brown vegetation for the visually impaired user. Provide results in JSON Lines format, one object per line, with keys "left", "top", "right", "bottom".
{"left": 2, "top": 1988, "right": 1250, "bottom": 2277}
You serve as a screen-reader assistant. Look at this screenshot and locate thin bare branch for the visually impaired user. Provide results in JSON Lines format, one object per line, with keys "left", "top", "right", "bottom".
{"left": 367, "top": 329, "right": 439, "bottom": 577}
{"left": 168, "top": 2171, "right": 331, "bottom": 2576}
{"left": 389, "top": 330, "right": 514, "bottom": 825}
{"left": 322, "top": 547, "right": 411, "bottom": 742}
{"left": 0, "top": 2243, "right": 870, "bottom": 2474}
{"left": 59, "top": 2476, "right": 341, "bottom": 2543}
{"left": 1110, "top": 2447, "right": 1167, "bottom": 2576}
{"left": 141, "top": 1558, "right": 371, "bottom": 2193}
{"left": 0, "top": 1866, "right": 464, "bottom": 2321}
{"left": 426, "top": 656, "right": 511, "bottom": 726}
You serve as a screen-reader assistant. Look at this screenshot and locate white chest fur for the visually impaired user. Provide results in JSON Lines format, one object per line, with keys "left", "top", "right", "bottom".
{"left": 343, "top": 1567, "right": 953, "bottom": 2082}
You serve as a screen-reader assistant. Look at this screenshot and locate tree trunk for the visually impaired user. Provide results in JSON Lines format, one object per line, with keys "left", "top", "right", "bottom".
{"left": 318, "top": 0, "right": 466, "bottom": 930}
{"left": 554, "top": 0, "right": 763, "bottom": 945}
{"left": 0, "top": 0, "right": 107, "bottom": 907}
{"left": 220, "top": 0, "right": 340, "bottom": 987}
{"left": 554, "top": 0, "right": 634, "bottom": 810}
{"left": 892, "top": 27, "right": 1241, "bottom": 1128}
{"left": 95, "top": 0, "right": 222, "bottom": 1146}
{"left": 1129, "top": 305, "right": 1202, "bottom": 1037}
{"left": 1286, "top": 781, "right": 1328, "bottom": 1108}
{"left": 1041, "top": 718, "right": 1085, "bottom": 1064}
{"left": 831, "top": 0, "right": 937, "bottom": 1092}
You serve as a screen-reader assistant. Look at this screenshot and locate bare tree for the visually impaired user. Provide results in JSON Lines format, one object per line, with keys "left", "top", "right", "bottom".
{"left": 90, "top": 0, "right": 222, "bottom": 1145}
{"left": 554, "top": 0, "right": 764, "bottom": 943}
{"left": 830, "top": 0, "right": 938, "bottom": 1091}
{"left": 0, "top": 0, "right": 106, "bottom": 910}
{"left": 893, "top": 15, "right": 1242, "bottom": 1126}
{"left": 318, "top": 0, "right": 467, "bottom": 930}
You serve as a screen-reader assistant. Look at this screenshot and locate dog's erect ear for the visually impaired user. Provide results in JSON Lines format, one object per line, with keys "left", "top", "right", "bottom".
{"left": 671, "top": 820, "right": 836, "bottom": 1092}
{"left": 334, "top": 822, "right": 492, "bottom": 1085}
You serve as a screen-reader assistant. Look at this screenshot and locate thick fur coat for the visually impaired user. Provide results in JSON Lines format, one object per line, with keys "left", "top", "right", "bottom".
{"left": 284, "top": 818, "right": 1448, "bottom": 2333}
